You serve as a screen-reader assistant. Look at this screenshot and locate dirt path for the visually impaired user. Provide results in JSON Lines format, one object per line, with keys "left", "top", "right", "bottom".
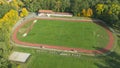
{"left": 12, "top": 17, "right": 114, "bottom": 54}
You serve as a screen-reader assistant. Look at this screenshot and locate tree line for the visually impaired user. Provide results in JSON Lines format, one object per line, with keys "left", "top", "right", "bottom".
{"left": 0, "top": 0, "right": 28, "bottom": 67}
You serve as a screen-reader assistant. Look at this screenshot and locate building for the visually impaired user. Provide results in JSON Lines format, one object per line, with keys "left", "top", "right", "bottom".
{"left": 38, "top": 10, "right": 73, "bottom": 17}
{"left": 38, "top": 10, "right": 54, "bottom": 17}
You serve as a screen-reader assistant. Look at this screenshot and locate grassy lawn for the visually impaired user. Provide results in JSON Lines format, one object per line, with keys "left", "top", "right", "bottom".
{"left": 17, "top": 19, "right": 109, "bottom": 50}
{"left": 13, "top": 47, "right": 104, "bottom": 68}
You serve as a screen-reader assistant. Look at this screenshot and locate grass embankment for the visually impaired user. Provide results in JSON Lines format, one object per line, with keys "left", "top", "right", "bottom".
{"left": 13, "top": 47, "right": 102, "bottom": 68}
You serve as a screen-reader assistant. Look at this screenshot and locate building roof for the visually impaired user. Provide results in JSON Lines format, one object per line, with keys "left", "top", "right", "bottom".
{"left": 38, "top": 10, "right": 54, "bottom": 13}
{"left": 9, "top": 51, "right": 31, "bottom": 63}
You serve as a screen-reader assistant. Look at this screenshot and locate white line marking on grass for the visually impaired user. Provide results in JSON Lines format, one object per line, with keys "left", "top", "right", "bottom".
{"left": 33, "top": 20, "right": 37, "bottom": 23}
{"left": 22, "top": 33, "right": 27, "bottom": 37}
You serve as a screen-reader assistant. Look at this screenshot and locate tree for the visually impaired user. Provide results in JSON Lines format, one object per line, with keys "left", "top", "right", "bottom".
{"left": 82, "top": 8, "right": 93, "bottom": 17}
{"left": 9, "top": 0, "right": 19, "bottom": 10}
{"left": 87, "top": 0, "right": 99, "bottom": 8}
{"left": 70, "top": 0, "right": 81, "bottom": 16}
{"left": 3, "top": 9, "right": 19, "bottom": 26}
{"left": 54, "top": 0, "right": 62, "bottom": 12}
{"left": 113, "top": 21, "right": 120, "bottom": 33}
{"left": 86, "top": 8, "right": 93, "bottom": 17}
{"left": 60, "top": 0, "right": 70, "bottom": 12}
{"left": 21, "top": 0, "right": 42, "bottom": 12}
{"left": 95, "top": 52, "right": 120, "bottom": 68}
{"left": 20, "top": 8, "right": 29, "bottom": 17}
{"left": 0, "top": 57, "right": 11, "bottom": 68}
{"left": 96, "top": 4, "right": 105, "bottom": 15}
{"left": 80, "top": 0, "right": 90, "bottom": 9}
{"left": 1, "top": 9, "right": 19, "bottom": 50}
{"left": 0, "top": 19, "right": 5, "bottom": 42}
{"left": 0, "top": 0, "right": 7, "bottom": 5}
{"left": 82, "top": 9, "right": 86, "bottom": 16}
{"left": 9, "top": 0, "right": 24, "bottom": 10}
{"left": 109, "top": 4, "right": 120, "bottom": 15}
{"left": 0, "top": 4, "right": 14, "bottom": 18}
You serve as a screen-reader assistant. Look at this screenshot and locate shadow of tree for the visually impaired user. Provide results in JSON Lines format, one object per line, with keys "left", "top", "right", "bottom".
{"left": 95, "top": 52, "right": 120, "bottom": 68}
{"left": 91, "top": 18, "right": 114, "bottom": 33}
{"left": 95, "top": 36, "right": 120, "bottom": 68}
{"left": 0, "top": 48, "right": 3, "bottom": 57}
{"left": 0, "top": 29, "right": 4, "bottom": 42}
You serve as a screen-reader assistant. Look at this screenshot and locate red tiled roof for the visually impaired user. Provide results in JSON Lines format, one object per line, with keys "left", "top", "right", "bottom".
{"left": 38, "top": 10, "right": 53, "bottom": 13}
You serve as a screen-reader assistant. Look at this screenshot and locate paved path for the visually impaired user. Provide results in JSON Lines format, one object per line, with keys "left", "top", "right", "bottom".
{"left": 11, "top": 17, "right": 114, "bottom": 54}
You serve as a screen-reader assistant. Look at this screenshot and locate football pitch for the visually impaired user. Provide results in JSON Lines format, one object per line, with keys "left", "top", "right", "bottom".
{"left": 17, "top": 19, "right": 109, "bottom": 50}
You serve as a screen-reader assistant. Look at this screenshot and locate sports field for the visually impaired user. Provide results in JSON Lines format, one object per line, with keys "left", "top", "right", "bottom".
{"left": 17, "top": 19, "right": 109, "bottom": 50}
{"left": 11, "top": 18, "right": 116, "bottom": 68}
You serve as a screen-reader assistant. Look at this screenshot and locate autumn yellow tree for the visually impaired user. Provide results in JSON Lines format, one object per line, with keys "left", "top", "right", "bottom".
{"left": 0, "top": 0, "right": 7, "bottom": 4}
{"left": 9, "top": 0, "right": 24, "bottom": 10}
{"left": 82, "top": 9, "right": 86, "bottom": 16}
{"left": 0, "top": 19, "right": 3, "bottom": 28}
{"left": 96, "top": 4, "right": 104, "bottom": 15}
{"left": 20, "top": 8, "right": 29, "bottom": 17}
{"left": 86, "top": 8, "right": 93, "bottom": 17}
{"left": 108, "top": 4, "right": 120, "bottom": 15}
{"left": 77, "top": 13, "right": 81, "bottom": 16}
{"left": 1, "top": 9, "right": 19, "bottom": 50}
{"left": 82, "top": 8, "right": 93, "bottom": 17}
{"left": 9, "top": 0, "right": 19, "bottom": 10}
{"left": 3, "top": 9, "right": 19, "bottom": 26}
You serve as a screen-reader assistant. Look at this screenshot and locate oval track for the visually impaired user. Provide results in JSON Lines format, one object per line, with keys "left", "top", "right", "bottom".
{"left": 12, "top": 18, "right": 114, "bottom": 54}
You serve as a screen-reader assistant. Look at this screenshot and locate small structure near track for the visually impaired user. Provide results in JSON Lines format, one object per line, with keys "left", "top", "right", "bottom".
{"left": 38, "top": 10, "right": 73, "bottom": 17}
{"left": 9, "top": 51, "right": 31, "bottom": 63}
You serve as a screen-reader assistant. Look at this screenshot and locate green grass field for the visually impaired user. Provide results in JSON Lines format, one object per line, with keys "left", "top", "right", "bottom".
{"left": 13, "top": 47, "right": 103, "bottom": 68}
{"left": 17, "top": 19, "right": 109, "bottom": 50}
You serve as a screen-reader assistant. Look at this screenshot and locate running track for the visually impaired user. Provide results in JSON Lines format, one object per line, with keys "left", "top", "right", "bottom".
{"left": 12, "top": 18, "right": 114, "bottom": 54}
